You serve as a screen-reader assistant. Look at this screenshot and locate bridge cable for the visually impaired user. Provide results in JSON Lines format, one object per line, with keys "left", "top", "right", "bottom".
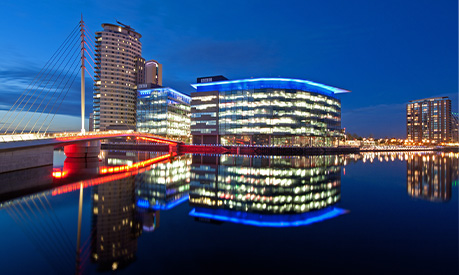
{"left": 83, "top": 48, "right": 96, "bottom": 71}
{"left": 31, "top": 197, "right": 76, "bottom": 253}
{"left": 38, "top": 23, "right": 96, "bottom": 133}
{"left": 3, "top": 26, "right": 79, "bottom": 134}
{"left": 22, "top": 40, "right": 81, "bottom": 134}
{"left": 37, "top": 62, "right": 81, "bottom": 134}
{"left": 39, "top": 195, "right": 76, "bottom": 250}
{"left": 29, "top": 60, "right": 80, "bottom": 134}
{"left": 12, "top": 202, "right": 71, "bottom": 273}
{"left": 24, "top": 200, "right": 76, "bottom": 269}
{"left": 42, "top": 65, "right": 81, "bottom": 134}
{"left": 0, "top": 23, "right": 80, "bottom": 133}
{"left": 83, "top": 39, "right": 96, "bottom": 56}
{"left": 22, "top": 199, "right": 76, "bottom": 267}
{"left": 27, "top": 47, "right": 81, "bottom": 134}
{"left": 84, "top": 48, "right": 96, "bottom": 69}
{"left": 84, "top": 56, "right": 95, "bottom": 73}
{"left": 5, "top": 28, "right": 80, "bottom": 134}
{"left": 85, "top": 68, "right": 96, "bottom": 83}
{"left": 13, "top": 33, "right": 81, "bottom": 134}
{"left": 4, "top": 205, "right": 66, "bottom": 274}
{"left": 82, "top": 25, "right": 96, "bottom": 44}
{"left": 80, "top": 226, "right": 95, "bottom": 252}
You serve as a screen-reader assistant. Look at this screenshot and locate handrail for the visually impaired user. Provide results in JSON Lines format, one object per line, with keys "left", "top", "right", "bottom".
{"left": 0, "top": 131, "right": 180, "bottom": 144}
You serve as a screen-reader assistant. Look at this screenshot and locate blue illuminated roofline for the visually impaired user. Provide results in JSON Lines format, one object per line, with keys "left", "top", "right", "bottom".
{"left": 189, "top": 207, "right": 348, "bottom": 227}
{"left": 191, "top": 78, "right": 350, "bottom": 95}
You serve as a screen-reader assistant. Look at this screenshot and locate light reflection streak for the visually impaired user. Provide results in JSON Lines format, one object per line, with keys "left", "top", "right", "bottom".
{"left": 51, "top": 154, "right": 171, "bottom": 195}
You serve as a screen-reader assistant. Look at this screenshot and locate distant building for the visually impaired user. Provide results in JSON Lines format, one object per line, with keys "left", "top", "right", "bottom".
{"left": 452, "top": 112, "right": 459, "bottom": 142}
{"left": 145, "top": 60, "right": 162, "bottom": 86}
{"left": 407, "top": 97, "right": 452, "bottom": 143}
{"left": 94, "top": 22, "right": 142, "bottom": 131}
{"left": 136, "top": 87, "right": 191, "bottom": 140}
{"left": 134, "top": 56, "right": 146, "bottom": 85}
{"left": 190, "top": 77, "right": 349, "bottom": 146}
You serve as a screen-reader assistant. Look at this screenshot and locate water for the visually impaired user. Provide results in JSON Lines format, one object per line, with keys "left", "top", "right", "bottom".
{"left": 0, "top": 151, "right": 457, "bottom": 274}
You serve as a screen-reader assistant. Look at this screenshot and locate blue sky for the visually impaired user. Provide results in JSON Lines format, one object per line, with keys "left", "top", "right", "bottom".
{"left": 0, "top": 0, "right": 457, "bottom": 137}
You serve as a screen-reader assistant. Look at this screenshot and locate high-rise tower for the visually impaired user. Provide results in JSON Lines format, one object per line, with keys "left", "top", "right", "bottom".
{"left": 94, "top": 22, "right": 142, "bottom": 131}
{"left": 407, "top": 97, "right": 452, "bottom": 143}
{"left": 145, "top": 59, "right": 162, "bottom": 86}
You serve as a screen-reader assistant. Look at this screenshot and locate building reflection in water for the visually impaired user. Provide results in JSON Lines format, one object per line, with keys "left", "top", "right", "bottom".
{"left": 407, "top": 153, "right": 458, "bottom": 202}
{"left": 346, "top": 151, "right": 458, "bottom": 202}
{"left": 135, "top": 155, "right": 191, "bottom": 212}
{"left": 90, "top": 151, "right": 191, "bottom": 270}
{"left": 90, "top": 175, "right": 141, "bottom": 271}
{"left": 90, "top": 151, "right": 145, "bottom": 271}
{"left": 189, "top": 154, "right": 346, "bottom": 227}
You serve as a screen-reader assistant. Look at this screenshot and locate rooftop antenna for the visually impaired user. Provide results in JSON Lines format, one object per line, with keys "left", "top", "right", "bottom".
{"left": 116, "top": 20, "right": 134, "bottom": 31}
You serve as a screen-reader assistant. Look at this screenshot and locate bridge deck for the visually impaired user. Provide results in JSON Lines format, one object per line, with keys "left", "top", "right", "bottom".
{"left": 0, "top": 132, "right": 179, "bottom": 152}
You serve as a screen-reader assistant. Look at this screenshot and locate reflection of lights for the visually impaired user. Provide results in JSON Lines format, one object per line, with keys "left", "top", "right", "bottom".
{"left": 52, "top": 168, "right": 67, "bottom": 178}
{"left": 189, "top": 207, "right": 348, "bottom": 227}
{"left": 51, "top": 155, "right": 171, "bottom": 196}
{"left": 52, "top": 171, "right": 141, "bottom": 196}
{"left": 100, "top": 154, "right": 171, "bottom": 174}
{"left": 136, "top": 195, "right": 189, "bottom": 210}
{"left": 137, "top": 199, "right": 149, "bottom": 208}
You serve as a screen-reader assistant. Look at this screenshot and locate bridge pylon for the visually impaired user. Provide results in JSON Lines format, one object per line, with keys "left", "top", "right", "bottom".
{"left": 80, "top": 14, "right": 85, "bottom": 135}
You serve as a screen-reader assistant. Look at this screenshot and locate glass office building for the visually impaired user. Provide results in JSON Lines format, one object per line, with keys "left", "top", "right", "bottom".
{"left": 191, "top": 78, "right": 349, "bottom": 146}
{"left": 137, "top": 87, "right": 191, "bottom": 140}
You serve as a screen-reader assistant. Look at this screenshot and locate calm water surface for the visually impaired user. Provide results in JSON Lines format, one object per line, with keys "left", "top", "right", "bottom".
{"left": 0, "top": 151, "right": 457, "bottom": 274}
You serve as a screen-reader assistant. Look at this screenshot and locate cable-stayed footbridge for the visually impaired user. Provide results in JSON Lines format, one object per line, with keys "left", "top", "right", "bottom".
{"left": 0, "top": 17, "right": 180, "bottom": 173}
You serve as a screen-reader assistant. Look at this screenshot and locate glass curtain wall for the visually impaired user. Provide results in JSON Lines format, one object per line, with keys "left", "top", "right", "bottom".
{"left": 218, "top": 89, "right": 341, "bottom": 146}
{"left": 137, "top": 88, "right": 191, "bottom": 141}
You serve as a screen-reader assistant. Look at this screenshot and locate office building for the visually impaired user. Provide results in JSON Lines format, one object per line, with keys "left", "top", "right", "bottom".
{"left": 145, "top": 59, "right": 162, "bottom": 86}
{"left": 94, "top": 22, "right": 142, "bottom": 131}
{"left": 190, "top": 77, "right": 349, "bottom": 146}
{"left": 407, "top": 97, "right": 452, "bottom": 143}
{"left": 134, "top": 56, "right": 146, "bottom": 85}
{"left": 137, "top": 87, "right": 191, "bottom": 140}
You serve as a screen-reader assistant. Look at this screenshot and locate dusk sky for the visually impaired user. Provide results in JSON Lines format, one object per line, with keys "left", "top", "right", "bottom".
{"left": 0, "top": 0, "right": 457, "bottom": 137}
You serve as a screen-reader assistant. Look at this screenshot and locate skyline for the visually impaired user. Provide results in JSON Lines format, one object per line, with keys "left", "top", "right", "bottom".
{"left": 0, "top": 0, "right": 457, "bottom": 137}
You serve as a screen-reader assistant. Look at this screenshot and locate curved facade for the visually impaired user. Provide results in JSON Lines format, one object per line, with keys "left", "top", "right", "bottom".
{"left": 191, "top": 78, "right": 349, "bottom": 146}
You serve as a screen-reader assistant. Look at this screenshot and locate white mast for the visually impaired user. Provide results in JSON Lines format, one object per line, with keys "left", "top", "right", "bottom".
{"left": 80, "top": 14, "right": 85, "bottom": 134}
